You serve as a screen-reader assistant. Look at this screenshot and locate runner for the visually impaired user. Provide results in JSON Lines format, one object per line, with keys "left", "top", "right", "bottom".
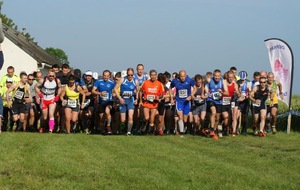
{"left": 60, "top": 75, "right": 86, "bottom": 134}
{"left": 191, "top": 74, "right": 207, "bottom": 135}
{"left": 170, "top": 70, "right": 195, "bottom": 137}
{"left": 24, "top": 74, "right": 37, "bottom": 132}
{"left": 92, "top": 70, "right": 115, "bottom": 135}
{"left": 204, "top": 69, "right": 223, "bottom": 139}
{"left": 249, "top": 76, "right": 269, "bottom": 137}
{"left": 114, "top": 68, "right": 139, "bottom": 135}
{"left": 250, "top": 71, "right": 260, "bottom": 134}
{"left": 139, "top": 70, "right": 164, "bottom": 135}
{"left": 35, "top": 69, "right": 62, "bottom": 133}
{"left": 6, "top": 72, "right": 32, "bottom": 132}
{"left": 266, "top": 72, "right": 284, "bottom": 134}
{"left": 0, "top": 78, "right": 13, "bottom": 132}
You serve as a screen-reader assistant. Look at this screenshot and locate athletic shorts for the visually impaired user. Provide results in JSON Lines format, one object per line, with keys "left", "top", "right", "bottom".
{"left": 238, "top": 100, "right": 249, "bottom": 115}
{"left": 252, "top": 103, "right": 267, "bottom": 114}
{"left": 207, "top": 101, "right": 222, "bottom": 114}
{"left": 119, "top": 97, "right": 135, "bottom": 113}
{"left": 221, "top": 104, "right": 231, "bottom": 114}
{"left": 267, "top": 104, "right": 278, "bottom": 113}
{"left": 42, "top": 99, "right": 55, "bottom": 110}
{"left": 157, "top": 101, "right": 165, "bottom": 116}
{"left": 176, "top": 101, "right": 190, "bottom": 115}
{"left": 191, "top": 103, "right": 207, "bottom": 115}
{"left": 11, "top": 102, "right": 26, "bottom": 115}
{"left": 25, "top": 102, "right": 32, "bottom": 113}
{"left": 98, "top": 101, "right": 113, "bottom": 114}
{"left": 64, "top": 99, "right": 79, "bottom": 112}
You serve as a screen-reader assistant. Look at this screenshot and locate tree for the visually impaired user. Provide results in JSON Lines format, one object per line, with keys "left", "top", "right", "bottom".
{"left": 45, "top": 47, "right": 69, "bottom": 64}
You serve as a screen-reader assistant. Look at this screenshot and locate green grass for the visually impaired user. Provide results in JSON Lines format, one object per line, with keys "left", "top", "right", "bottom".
{"left": 1, "top": 133, "right": 300, "bottom": 190}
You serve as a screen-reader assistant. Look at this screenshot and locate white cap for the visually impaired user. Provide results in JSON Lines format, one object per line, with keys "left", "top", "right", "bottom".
{"left": 92, "top": 72, "right": 98, "bottom": 79}
{"left": 6, "top": 78, "right": 13, "bottom": 83}
{"left": 121, "top": 70, "right": 127, "bottom": 78}
{"left": 85, "top": 71, "right": 93, "bottom": 76}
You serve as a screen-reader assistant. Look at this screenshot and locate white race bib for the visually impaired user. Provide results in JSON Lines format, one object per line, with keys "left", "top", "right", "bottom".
{"left": 222, "top": 97, "right": 231, "bottom": 105}
{"left": 212, "top": 92, "right": 222, "bottom": 100}
{"left": 178, "top": 89, "right": 188, "bottom": 98}
{"left": 195, "top": 95, "right": 204, "bottom": 103}
{"left": 67, "top": 99, "right": 77, "bottom": 108}
{"left": 147, "top": 95, "right": 155, "bottom": 102}
{"left": 253, "top": 100, "right": 261, "bottom": 107}
{"left": 14, "top": 90, "right": 24, "bottom": 100}
{"left": 101, "top": 93, "right": 109, "bottom": 101}
{"left": 123, "top": 91, "right": 132, "bottom": 98}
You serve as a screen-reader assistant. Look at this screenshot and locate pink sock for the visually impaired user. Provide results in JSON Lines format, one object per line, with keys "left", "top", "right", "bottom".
{"left": 49, "top": 118, "right": 55, "bottom": 131}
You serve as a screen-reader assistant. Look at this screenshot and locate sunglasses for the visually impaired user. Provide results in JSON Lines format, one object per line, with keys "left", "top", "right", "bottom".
{"left": 127, "top": 74, "right": 133, "bottom": 77}
{"left": 28, "top": 79, "right": 34, "bottom": 81}
{"left": 260, "top": 81, "right": 266, "bottom": 83}
{"left": 48, "top": 75, "right": 55, "bottom": 77}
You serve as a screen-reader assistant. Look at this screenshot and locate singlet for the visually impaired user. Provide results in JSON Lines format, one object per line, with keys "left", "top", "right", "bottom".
{"left": 253, "top": 85, "right": 269, "bottom": 107}
{"left": 222, "top": 81, "right": 235, "bottom": 105}
{"left": 41, "top": 78, "right": 58, "bottom": 100}
{"left": 206, "top": 78, "right": 223, "bottom": 105}
{"left": 238, "top": 80, "right": 249, "bottom": 97}
{"left": 171, "top": 76, "right": 195, "bottom": 102}
{"left": 85, "top": 79, "right": 95, "bottom": 100}
{"left": 193, "top": 85, "right": 205, "bottom": 105}
{"left": 120, "top": 78, "right": 136, "bottom": 98}
{"left": 13, "top": 86, "right": 25, "bottom": 103}
{"left": 251, "top": 80, "right": 259, "bottom": 89}
{"left": 134, "top": 73, "right": 147, "bottom": 86}
{"left": 94, "top": 78, "right": 115, "bottom": 102}
{"left": 65, "top": 85, "right": 80, "bottom": 100}
{"left": 266, "top": 80, "right": 279, "bottom": 105}
{"left": 56, "top": 71, "right": 71, "bottom": 86}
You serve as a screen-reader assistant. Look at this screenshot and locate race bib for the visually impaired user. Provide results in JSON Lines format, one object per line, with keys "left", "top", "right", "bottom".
{"left": 231, "top": 102, "right": 235, "bottom": 108}
{"left": 178, "top": 89, "right": 187, "bottom": 98}
{"left": 253, "top": 100, "right": 261, "bottom": 107}
{"left": 43, "top": 88, "right": 56, "bottom": 95}
{"left": 195, "top": 95, "right": 204, "bottom": 103}
{"left": 212, "top": 92, "right": 222, "bottom": 100}
{"left": 101, "top": 93, "right": 109, "bottom": 101}
{"left": 147, "top": 95, "right": 155, "bottom": 102}
{"left": 14, "top": 90, "right": 24, "bottom": 100}
{"left": 122, "top": 91, "right": 132, "bottom": 98}
{"left": 67, "top": 99, "right": 77, "bottom": 108}
{"left": 222, "top": 97, "right": 231, "bottom": 105}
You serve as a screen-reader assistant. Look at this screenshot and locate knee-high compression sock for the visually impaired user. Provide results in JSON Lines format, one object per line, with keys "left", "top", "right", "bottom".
{"left": 48, "top": 118, "right": 55, "bottom": 132}
{"left": 178, "top": 120, "right": 184, "bottom": 134}
{"left": 127, "top": 122, "right": 133, "bottom": 133}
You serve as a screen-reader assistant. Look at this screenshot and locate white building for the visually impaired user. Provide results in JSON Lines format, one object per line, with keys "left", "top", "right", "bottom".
{"left": 0, "top": 24, "right": 61, "bottom": 77}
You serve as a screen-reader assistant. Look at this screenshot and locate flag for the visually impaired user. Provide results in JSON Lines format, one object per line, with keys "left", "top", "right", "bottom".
{"left": 264, "top": 38, "right": 294, "bottom": 109}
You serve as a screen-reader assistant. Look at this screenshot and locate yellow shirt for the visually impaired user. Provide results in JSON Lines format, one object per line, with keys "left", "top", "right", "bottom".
{"left": 0, "top": 74, "right": 20, "bottom": 88}
{"left": 65, "top": 85, "right": 80, "bottom": 100}
{"left": 0, "top": 86, "right": 13, "bottom": 107}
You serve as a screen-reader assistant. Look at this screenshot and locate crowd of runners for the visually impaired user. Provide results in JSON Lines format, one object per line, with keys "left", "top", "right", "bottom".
{"left": 0, "top": 62, "right": 284, "bottom": 139}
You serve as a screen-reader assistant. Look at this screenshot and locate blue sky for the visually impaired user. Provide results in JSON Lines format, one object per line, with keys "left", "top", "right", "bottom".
{"left": 3, "top": 0, "right": 300, "bottom": 94}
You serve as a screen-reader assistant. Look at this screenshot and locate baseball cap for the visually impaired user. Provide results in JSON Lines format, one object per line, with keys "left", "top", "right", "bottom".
{"left": 238, "top": 71, "right": 248, "bottom": 80}
{"left": 6, "top": 78, "right": 13, "bottom": 83}
{"left": 85, "top": 70, "right": 93, "bottom": 76}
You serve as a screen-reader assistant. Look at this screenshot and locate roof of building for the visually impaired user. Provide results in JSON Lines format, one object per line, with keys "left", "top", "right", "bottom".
{"left": 2, "top": 24, "right": 62, "bottom": 67}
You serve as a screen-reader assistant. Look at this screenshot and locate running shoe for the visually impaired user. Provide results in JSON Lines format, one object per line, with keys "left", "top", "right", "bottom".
{"left": 39, "top": 127, "right": 43, "bottom": 134}
{"left": 254, "top": 130, "right": 259, "bottom": 136}
{"left": 213, "top": 133, "right": 219, "bottom": 140}
{"left": 259, "top": 131, "right": 265, "bottom": 137}
{"left": 106, "top": 126, "right": 112, "bottom": 135}
{"left": 158, "top": 129, "right": 163, "bottom": 136}
{"left": 127, "top": 132, "right": 131, "bottom": 136}
{"left": 272, "top": 126, "right": 277, "bottom": 134}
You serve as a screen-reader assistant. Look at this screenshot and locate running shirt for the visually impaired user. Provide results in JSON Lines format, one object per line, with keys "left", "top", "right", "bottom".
{"left": 84, "top": 79, "right": 95, "bottom": 100}
{"left": 206, "top": 78, "right": 223, "bottom": 105}
{"left": 238, "top": 80, "right": 249, "bottom": 97}
{"left": 171, "top": 76, "right": 195, "bottom": 103}
{"left": 134, "top": 73, "right": 148, "bottom": 86}
{"left": 65, "top": 85, "right": 80, "bottom": 100}
{"left": 56, "top": 71, "right": 71, "bottom": 86}
{"left": 253, "top": 85, "right": 269, "bottom": 107}
{"left": 266, "top": 80, "right": 278, "bottom": 105}
{"left": 13, "top": 86, "right": 25, "bottom": 103}
{"left": 222, "top": 81, "right": 235, "bottom": 106}
{"left": 120, "top": 78, "right": 136, "bottom": 98}
{"left": 41, "top": 78, "right": 58, "bottom": 100}
{"left": 141, "top": 80, "right": 164, "bottom": 109}
{"left": 251, "top": 80, "right": 259, "bottom": 89}
{"left": 94, "top": 78, "right": 115, "bottom": 103}
{"left": 193, "top": 85, "right": 205, "bottom": 105}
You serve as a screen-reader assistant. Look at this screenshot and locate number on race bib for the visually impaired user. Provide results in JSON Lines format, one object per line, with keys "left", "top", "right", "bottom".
{"left": 123, "top": 91, "right": 132, "bottom": 98}
{"left": 178, "top": 89, "right": 187, "bottom": 98}
{"left": 147, "top": 95, "right": 155, "bottom": 102}
{"left": 212, "top": 92, "right": 222, "bottom": 100}
{"left": 14, "top": 90, "right": 24, "bottom": 100}
{"left": 101, "top": 93, "right": 109, "bottom": 100}
{"left": 222, "top": 97, "right": 231, "bottom": 105}
{"left": 67, "top": 99, "right": 77, "bottom": 108}
{"left": 253, "top": 101, "right": 261, "bottom": 107}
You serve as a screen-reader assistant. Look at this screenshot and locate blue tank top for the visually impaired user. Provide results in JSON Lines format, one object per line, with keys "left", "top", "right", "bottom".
{"left": 120, "top": 78, "right": 136, "bottom": 98}
{"left": 134, "top": 73, "right": 147, "bottom": 86}
{"left": 94, "top": 78, "right": 115, "bottom": 102}
{"left": 206, "top": 78, "right": 223, "bottom": 104}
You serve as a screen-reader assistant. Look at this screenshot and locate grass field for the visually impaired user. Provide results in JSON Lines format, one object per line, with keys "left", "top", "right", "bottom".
{"left": 1, "top": 132, "right": 300, "bottom": 190}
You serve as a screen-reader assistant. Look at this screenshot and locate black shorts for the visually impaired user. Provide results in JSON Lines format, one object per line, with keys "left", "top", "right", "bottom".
{"left": 157, "top": 102, "right": 165, "bottom": 116}
{"left": 207, "top": 101, "right": 222, "bottom": 114}
{"left": 98, "top": 101, "right": 113, "bottom": 114}
{"left": 252, "top": 103, "right": 267, "bottom": 114}
{"left": 221, "top": 104, "right": 231, "bottom": 114}
{"left": 11, "top": 102, "right": 26, "bottom": 115}
{"left": 238, "top": 100, "right": 249, "bottom": 115}
{"left": 267, "top": 104, "right": 278, "bottom": 113}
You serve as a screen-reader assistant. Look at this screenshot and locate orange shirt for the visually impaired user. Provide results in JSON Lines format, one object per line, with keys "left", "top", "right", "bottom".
{"left": 141, "top": 80, "right": 164, "bottom": 109}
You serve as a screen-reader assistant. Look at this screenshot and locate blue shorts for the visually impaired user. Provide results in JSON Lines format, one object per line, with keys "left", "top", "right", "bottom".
{"left": 119, "top": 97, "right": 135, "bottom": 113}
{"left": 176, "top": 101, "right": 190, "bottom": 115}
